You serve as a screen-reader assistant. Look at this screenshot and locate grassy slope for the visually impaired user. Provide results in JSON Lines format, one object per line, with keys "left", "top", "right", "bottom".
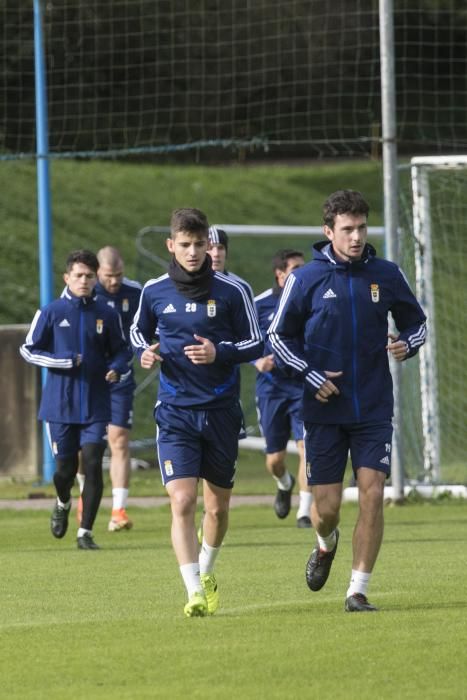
{"left": 1, "top": 502, "right": 466, "bottom": 699}
{"left": 0, "top": 159, "right": 383, "bottom": 324}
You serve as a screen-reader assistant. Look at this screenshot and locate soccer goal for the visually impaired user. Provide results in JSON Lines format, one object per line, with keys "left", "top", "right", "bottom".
{"left": 399, "top": 156, "right": 467, "bottom": 487}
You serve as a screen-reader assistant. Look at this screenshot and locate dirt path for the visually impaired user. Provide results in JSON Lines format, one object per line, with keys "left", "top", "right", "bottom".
{"left": 0, "top": 494, "right": 285, "bottom": 510}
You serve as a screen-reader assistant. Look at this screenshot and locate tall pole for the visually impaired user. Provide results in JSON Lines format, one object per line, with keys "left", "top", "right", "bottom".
{"left": 379, "top": 0, "right": 404, "bottom": 500}
{"left": 34, "top": 0, "right": 55, "bottom": 483}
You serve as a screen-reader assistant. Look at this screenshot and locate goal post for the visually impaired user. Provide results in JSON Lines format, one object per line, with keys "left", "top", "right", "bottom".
{"left": 406, "top": 156, "right": 467, "bottom": 484}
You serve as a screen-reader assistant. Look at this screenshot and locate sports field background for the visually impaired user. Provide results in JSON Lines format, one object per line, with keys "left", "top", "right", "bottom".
{"left": 1, "top": 500, "right": 466, "bottom": 699}
{"left": 1, "top": 158, "right": 466, "bottom": 697}
{"left": 1, "top": 159, "right": 384, "bottom": 325}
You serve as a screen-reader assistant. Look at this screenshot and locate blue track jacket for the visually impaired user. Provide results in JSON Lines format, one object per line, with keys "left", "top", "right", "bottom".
{"left": 95, "top": 277, "right": 142, "bottom": 390}
{"left": 254, "top": 287, "right": 303, "bottom": 400}
{"left": 130, "top": 271, "right": 263, "bottom": 409}
{"left": 20, "top": 289, "right": 132, "bottom": 423}
{"left": 268, "top": 242, "right": 427, "bottom": 424}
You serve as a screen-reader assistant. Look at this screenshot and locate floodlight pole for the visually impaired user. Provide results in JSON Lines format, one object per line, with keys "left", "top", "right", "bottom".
{"left": 379, "top": 0, "right": 404, "bottom": 500}
{"left": 34, "top": 0, "right": 55, "bottom": 483}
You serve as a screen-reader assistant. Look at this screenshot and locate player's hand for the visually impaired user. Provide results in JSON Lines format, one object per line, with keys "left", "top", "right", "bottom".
{"left": 184, "top": 335, "right": 216, "bottom": 364}
{"left": 255, "top": 354, "right": 275, "bottom": 372}
{"left": 314, "top": 370, "right": 343, "bottom": 403}
{"left": 75, "top": 354, "right": 82, "bottom": 366}
{"left": 105, "top": 369, "right": 120, "bottom": 383}
{"left": 141, "top": 343, "right": 162, "bottom": 369}
{"left": 386, "top": 333, "right": 408, "bottom": 362}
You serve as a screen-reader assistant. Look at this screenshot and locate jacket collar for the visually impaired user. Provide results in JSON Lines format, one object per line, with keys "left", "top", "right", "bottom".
{"left": 63, "top": 287, "right": 97, "bottom": 307}
{"left": 313, "top": 240, "right": 375, "bottom": 268}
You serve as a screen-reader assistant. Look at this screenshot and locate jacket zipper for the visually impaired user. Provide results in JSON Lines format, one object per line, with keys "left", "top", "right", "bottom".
{"left": 79, "top": 308, "right": 84, "bottom": 422}
{"left": 348, "top": 271, "right": 361, "bottom": 421}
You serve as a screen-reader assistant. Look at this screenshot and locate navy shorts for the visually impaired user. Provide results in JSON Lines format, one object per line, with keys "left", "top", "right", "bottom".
{"left": 303, "top": 421, "right": 393, "bottom": 485}
{"left": 256, "top": 394, "right": 304, "bottom": 453}
{"left": 110, "top": 383, "right": 135, "bottom": 429}
{"left": 46, "top": 421, "right": 108, "bottom": 458}
{"left": 155, "top": 402, "right": 243, "bottom": 489}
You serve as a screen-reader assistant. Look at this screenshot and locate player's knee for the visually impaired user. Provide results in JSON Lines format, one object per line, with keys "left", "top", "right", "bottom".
{"left": 169, "top": 489, "right": 197, "bottom": 517}
{"left": 205, "top": 503, "right": 229, "bottom": 524}
{"left": 81, "top": 443, "right": 105, "bottom": 483}
{"left": 312, "top": 494, "right": 341, "bottom": 528}
{"left": 266, "top": 451, "right": 286, "bottom": 473}
{"left": 108, "top": 429, "right": 130, "bottom": 455}
{"left": 359, "top": 485, "right": 385, "bottom": 516}
{"left": 314, "top": 507, "right": 340, "bottom": 530}
{"left": 357, "top": 470, "right": 385, "bottom": 503}
{"left": 54, "top": 454, "right": 79, "bottom": 485}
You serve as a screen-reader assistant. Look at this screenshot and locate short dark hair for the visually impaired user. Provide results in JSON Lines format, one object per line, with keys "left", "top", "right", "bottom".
{"left": 272, "top": 248, "right": 304, "bottom": 272}
{"left": 170, "top": 208, "right": 209, "bottom": 238}
{"left": 323, "top": 190, "right": 370, "bottom": 229}
{"left": 65, "top": 249, "right": 99, "bottom": 273}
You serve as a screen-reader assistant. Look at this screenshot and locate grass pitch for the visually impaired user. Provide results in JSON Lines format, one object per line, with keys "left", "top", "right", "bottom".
{"left": 1, "top": 500, "right": 466, "bottom": 699}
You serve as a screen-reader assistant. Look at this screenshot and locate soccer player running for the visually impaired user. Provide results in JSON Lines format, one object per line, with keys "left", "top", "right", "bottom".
{"left": 194, "top": 225, "right": 254, "bottom": 542}
{"left": 255, "top": 249, "right": 314, "bottom": 527}
{"left": 20, "top": 250, "right": 131, "bottom": 550}
{"left": 130, "top": 208, "right": 263, "bottom": 617}
{"left": 268, "top": 190, "right": 427, "bottom": 611}
{"left": 75, "top": 246, "right": 142, "bottom": 532}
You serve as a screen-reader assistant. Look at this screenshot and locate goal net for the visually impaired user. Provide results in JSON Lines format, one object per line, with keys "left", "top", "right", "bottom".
{"left": 2, "top": 3, "right": 467, "bottom": 161}
{"left": 398, "top": 156, "right": 467, "bottom": 485}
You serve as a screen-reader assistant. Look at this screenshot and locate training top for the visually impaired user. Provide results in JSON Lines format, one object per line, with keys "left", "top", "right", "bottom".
{"left": 20, "top": 289, "right": 132, "bottom": 423}
{"left": 225, "top": 269, "right": 254, "bottom": 300}
{"left": 222, "top": 269, "right": 255, "bottom": 395}
{"left": 95, "top": 277, "right": 142, "bottom": 391}
{"left": 130, "top": 271, "right": 263, "bottom": 409}
{"left": 268, "top": 241, "right": 427, "bottom": 424}
{"left": 254, "top": 287, "right": 303, "bottom": 400}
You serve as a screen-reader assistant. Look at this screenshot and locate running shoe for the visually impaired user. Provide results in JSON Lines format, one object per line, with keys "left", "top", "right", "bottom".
{"left": 183, "top": 591, "right": 208, "bottom": 618}
{"left": 108, "top": 508, "right": 133, "bottom": 532}
{"left": 274, "top": 474, "right": 296, "bottom": 519}
{"left": 77, "top": 532, "right": 100, "bottom": 550}
{"left": 345, "top": 593, "right": 378, "bottom": 612}
{"left": 305, "top": 529, "right": 340, "bottom": 591}
{"left": 51, "top": 501, "right": 70, "bottom": 539}
{"left": 200, "top": 573, "right": 219, "bottom": 614}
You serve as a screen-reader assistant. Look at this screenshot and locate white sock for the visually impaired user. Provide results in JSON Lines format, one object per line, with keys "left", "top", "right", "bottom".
{"left": 112, "top": 487, "right": 129, "bottom": 510}
{"left": 317, "top": 529, "right": 337, "bottom": 552}
{"left": 77, "top": 527, "right": 91, "bottom": 537}
{"left": 57, "top": 497, "right": 71, "bottom": 510}
{"left": 76, "top": 473, "right": 85, "bottom": 494}
{"left": 346, "top": 570, "right": 371, "bottom": 598}
{"left": 273, "top": 470, "right": 293, "bottom": 491}
{"left": 297, "top": 490, "right": 313, "bottom": 519}
{"left": 199, "top": 539, "right": 221, "bottom": 575}
{"left": 180, "top": 562, "right": 203, "bottom": 597}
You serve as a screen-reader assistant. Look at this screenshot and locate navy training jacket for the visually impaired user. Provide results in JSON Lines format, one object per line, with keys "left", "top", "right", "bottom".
{"left": 130, "top": 270, "right": 263, "bottom": 409}
{"left": 254, "top": 287, "right": 303, "bottom": 400}
{"left": 268, "top": 242, "right": 427, "bottom": 424}
{"left": 95, "top": 277, "right": 142, "bottom": 391}
{"left": 20, "top": 289, "right": 132, "bottom": 423}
